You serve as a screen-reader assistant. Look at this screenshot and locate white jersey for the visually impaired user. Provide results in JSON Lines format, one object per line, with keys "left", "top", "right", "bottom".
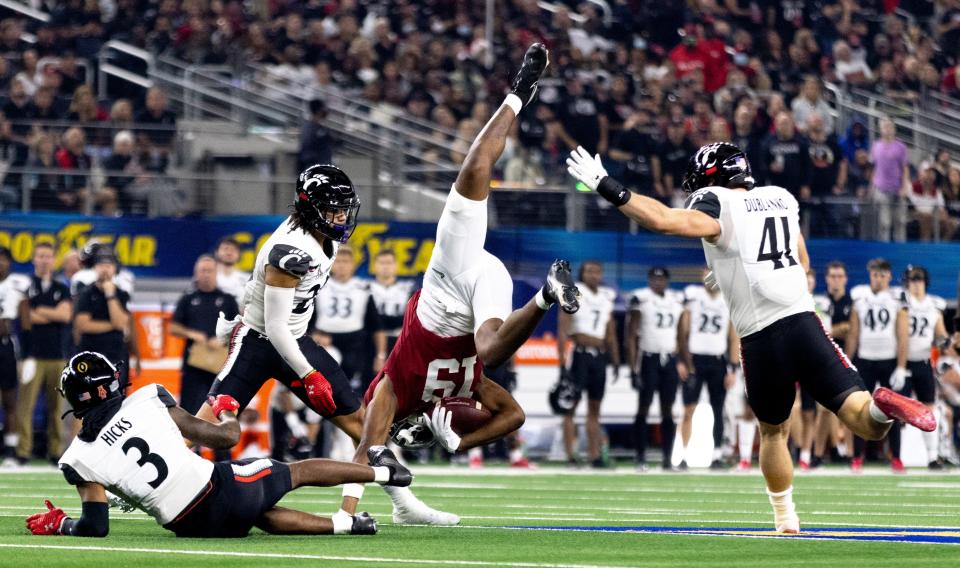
{"left": 0, "top": 273, "right": 29, "bottom": 320}
{"left": 70, "top": 268, "right": 135, "bottom": 297}
{"left": 242, "top": 217, "right": 336, "bottom": 338}
{"left": 58, "top": 384, "right": 214, "bottom": 526}
{"left": 370, "top": 279, "right": 415, "bottom": 334}
{"left": 416, "top": 188, "right": 513, "bottom": 337}
{"left": 685, "top": 185, "right": 812, "bottom": 337}
{"left": 569, "top": 284, "right": 616, "bottom": 339}
{"left": 684, "top": 285, "right": 730, "bottom": 356}
{"left": 314, "top": 277, "right": 374, "bottom": 334}
{"left": 630, "top": 287, "right": 685, "bottom": 354}
{"left": 905, "top": 293, "right": 945, "bottom": 361}
{"left": 217, "top": 267, "right": 250, "bottom": 307}
{"left": 852, "top": 288, "right": 904, "bottom": 360}
{"left": 813, "top": 293, "right": 832, "bottom": 330}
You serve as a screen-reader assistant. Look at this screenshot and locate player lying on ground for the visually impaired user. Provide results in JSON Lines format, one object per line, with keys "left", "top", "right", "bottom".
{"left": 193, "top": 165, "right": 446, "bottom": 524}
{"left": 25, "top": 351, "right": 411, "bottom": 538}
{"left": 335, "top": 43, "right": 580, "bottom": 524}
{"left": 567, "top": 141, "right": 936, "bottom": 534}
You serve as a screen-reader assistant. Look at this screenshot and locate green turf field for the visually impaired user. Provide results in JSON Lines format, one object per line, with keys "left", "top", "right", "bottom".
{"left": 1, "top": 466, "right": 959, "bottom": 567}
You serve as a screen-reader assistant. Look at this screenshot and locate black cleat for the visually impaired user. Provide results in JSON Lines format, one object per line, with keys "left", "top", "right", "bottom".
{"left": 511, "top": 43, "right": 549, "bottom": 108}
{"left": 677, "top": 460, "right": 689, "bottom": 471}
{"left": 368, "top": 445, "right": 413, "bottom": 487}
{"left": 709, "top": 459, "right": 728, "bottom": 470}
{"left": 928, "top": 459, "right": 944, "bottom": 470}
{"left": 350, "top": 512, "right": 378, "bottom": 535}
{"left": 542, "top": 259, "right": 580, "bottom": 314}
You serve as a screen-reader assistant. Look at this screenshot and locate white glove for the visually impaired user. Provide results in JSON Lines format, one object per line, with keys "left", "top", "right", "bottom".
{"left": 215, "top": 311, "right": 242, "bottom": 343}
{"left": 704, "top": 270, "right": 719, "bottom": 292}
{"left": 889, "top": 366, "right": 911, "bottom": 391}
{"left": 423, "top": 406, "right": 462, "bottom": 452}
{"left": 284, "top": 411, "right": 308, "bottom": 439}
{"left": 566, "top": 146, "right": 608, "bottom": 191}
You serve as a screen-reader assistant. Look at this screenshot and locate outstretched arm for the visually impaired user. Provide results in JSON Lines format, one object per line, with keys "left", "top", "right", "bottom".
{"left": 567, "top": 146, "right": 721, "bottom": 239}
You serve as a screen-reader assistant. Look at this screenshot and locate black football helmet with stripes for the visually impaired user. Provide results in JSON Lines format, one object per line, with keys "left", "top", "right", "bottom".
{"left": 681, "top": 142, "right": 755, "bottom": 193}
{"left": 59, "top": 352, "right": 123, "bottom": 418}
{"left": 293, "top": 164, "right": 361, "bottom": 243}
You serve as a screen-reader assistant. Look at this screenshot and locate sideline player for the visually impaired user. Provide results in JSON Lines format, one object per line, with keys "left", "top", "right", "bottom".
{"left": 369, "top": 249, "right": 415, "bottom": 356}
{"left": 901, "top": 265, "right": 948, "bottom": 468}
{"left": 25, "top": 351, "right": 411, "bottom": 538}
{"left": 679, "top": 267, "right": 738, "bottom": 469}
{"left": 845, "top": 258, "right": 909, "bottom": 472}
{"left": 567, "top": 141, "right": 935, "bottom": 533}
{"left": 628, "top": 267, "right": 686, "bottom": 471}
{"left": 557, "top": 260, "right": 619, "bottom": 468}
{"left": 337, "top": 43, "right": 580, "bottom": 524}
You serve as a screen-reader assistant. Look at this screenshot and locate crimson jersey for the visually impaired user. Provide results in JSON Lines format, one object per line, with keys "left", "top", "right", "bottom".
{"left": 363, "top": 290, "right": 482, "bottom": 421}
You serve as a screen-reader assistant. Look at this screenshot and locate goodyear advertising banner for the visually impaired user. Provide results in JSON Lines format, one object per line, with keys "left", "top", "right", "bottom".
{"left": 1, "top": 213, "right": 959, "bottom": 299}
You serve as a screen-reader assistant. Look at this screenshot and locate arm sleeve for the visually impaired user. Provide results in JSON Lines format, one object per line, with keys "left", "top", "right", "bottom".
{"left": 60, "top": 502, "right": 109, "bottom": 537}
{"left": 263, "top": 284, "right": 314, "bottom": 378}
{"left": 222, "top": 295, "right": 240, "bottom": 319}
{"left": 471, "top": 260, "right": 514, "bottom": 334}
{"left": 156, "top": 385, "right": 177, "bottom": 408}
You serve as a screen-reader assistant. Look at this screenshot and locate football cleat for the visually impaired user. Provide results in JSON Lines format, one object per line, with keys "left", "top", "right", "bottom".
{"left": 873, "top": 387, "right": 937, "bottom": 432}
{"left": 736, "top": 459, "right": 751, "bottom": 472}
{"left": 850, "top": 457, "right": 863, "bottom": 473}
{"left": 635, "top": 461, "right": 649, "bottom": 473}
{"left": 350, "top": 512, "right": 378, "bottom": 535}
{"left": 928, "top": 459, "right": 944, "bottom": 470}
{"left": 890, "top": 458, "right": 906, "bottom": 474}
{"left": 512, "top": 457, "right": 536, "bottom": 469}
{"left": 677, "top": 460, "right": 689, "bottom": 472}
{"left": 709, "top": 459, "right": 728, "bottom": 470}
{"left": 543, "top": 260, "right": 580, "bottom": 314}
{"left": 798, "top": 459, "right": 810, "bottom": 472}
{"left": 774, "top": 513, "right": 801, "bottom": 535}
{"left": 511, "top": 43, "right": 549, "bottom": 108}
{"left": 368, "top": 446, "right": 413, "bottom": 487}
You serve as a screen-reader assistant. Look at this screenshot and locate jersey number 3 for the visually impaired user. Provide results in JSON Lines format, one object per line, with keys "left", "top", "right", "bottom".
{"left": 757, "top": 216, "right": 798, "bottom": 269}
{"left": 422, "top": 356, "right": 478, "bottom": 402}
{"left": 122, "top": 437, "right": 169, "bottom": 489}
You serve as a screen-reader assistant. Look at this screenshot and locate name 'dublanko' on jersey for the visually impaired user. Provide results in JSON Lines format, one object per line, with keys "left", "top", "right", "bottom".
{"left": 743, "top": 197, "right": 789, "bottom": 213}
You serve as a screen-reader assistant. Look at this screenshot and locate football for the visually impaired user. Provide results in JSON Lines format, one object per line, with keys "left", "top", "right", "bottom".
{"left": 432, "top": 397, "right": 493, "bottom": 435}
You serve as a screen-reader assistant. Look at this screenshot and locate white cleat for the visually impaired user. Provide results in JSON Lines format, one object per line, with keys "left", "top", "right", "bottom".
{"left": 775, "top": 514, "right": 801, "bottom": 535}
{"left": 392, "top": 500, "right": 460, "bottom": 526}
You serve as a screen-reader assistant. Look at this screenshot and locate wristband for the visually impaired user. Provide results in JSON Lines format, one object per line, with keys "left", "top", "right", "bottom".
{"left": 105, "top": 295, "right": 117, "bottom": 301}
{"left": 535, "top": 287, "right": 552, "bottom": 310}
{"left": 596, "top": 176, "right": 631, "bottom": 207}
{"left": 727, "top": 363, "right": 741, "bottom": 374}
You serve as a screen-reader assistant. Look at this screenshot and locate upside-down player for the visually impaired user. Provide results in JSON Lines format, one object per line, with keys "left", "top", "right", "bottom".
{"left": 26, "top": 352, "right": 412, "bottom": 538}
{"left": 567, "top": 141, "right": 935, "bottom": 533}
{"left": 335, "top": 43, "right": 580, "bottom": 524}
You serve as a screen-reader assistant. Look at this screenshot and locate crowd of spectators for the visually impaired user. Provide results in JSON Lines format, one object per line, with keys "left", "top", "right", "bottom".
{"left": 2, "top": 1, "right": 960, "bottom": 238}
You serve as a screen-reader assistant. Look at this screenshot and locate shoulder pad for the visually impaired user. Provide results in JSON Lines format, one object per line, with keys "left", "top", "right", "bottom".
{"left": 685, "top": 189, "right": 721, "bottom": 219}
{"left": 61, "top": 463, "right": 87, "bottom": 486}
{"left": 931, "top": 295, "right": 947, "bottom": 311}
{"left": 599, "top": 286, "right": 617, "bottom": 301}
{"left": 268, "top": 244, "right": 314, "bottom": 277}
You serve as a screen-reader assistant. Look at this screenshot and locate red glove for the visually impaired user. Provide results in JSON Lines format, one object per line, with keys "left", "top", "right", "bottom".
{"left": 208, "top": 394, "right": 240, "bottom": 419}
{"left": 304, "top": 369, "right": 336, "bottom": 415}
{"left": 26, "top": 500, "right": 67, "bottom": 535}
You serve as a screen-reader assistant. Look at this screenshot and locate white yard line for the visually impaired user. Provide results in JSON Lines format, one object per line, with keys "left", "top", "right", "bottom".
{"left": 0, "top": 543, "right": 638, "bottom": 568}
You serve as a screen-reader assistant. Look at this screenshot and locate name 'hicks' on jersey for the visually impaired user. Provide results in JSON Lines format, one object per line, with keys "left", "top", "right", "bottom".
{"left": 684, "top": 285, "right": 730, "bottom": 356}
{"left": 685, "top": 185, "right": 812, "bottom": 337}
{"left": 243, "top": 218, "right": 337, "bottom": 338}
{"left": 569, "top": 283, "right": 616, "bottom": 339}
{"left": 629, "top": 287, "right": 685, "bottom": 354}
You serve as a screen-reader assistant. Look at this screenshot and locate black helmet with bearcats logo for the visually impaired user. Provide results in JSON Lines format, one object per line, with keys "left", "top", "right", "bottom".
{"left": 292, "top": 164, "right": 361, "bottom": 243}
{"left": 681, "top": 142, "right": 755, "bottom": 193}
{"left": 59, "top": 352, "right": 123, "bottom": 418}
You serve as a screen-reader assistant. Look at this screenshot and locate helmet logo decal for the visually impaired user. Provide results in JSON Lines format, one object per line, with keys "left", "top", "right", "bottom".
{"left": 78, "top": 361, "right": 88, "bottom": 373}
{"left": 303, "top": 175, "right": 328, "bottom": 191}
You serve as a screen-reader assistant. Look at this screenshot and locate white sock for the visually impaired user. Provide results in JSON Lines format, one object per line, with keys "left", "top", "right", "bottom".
{"left": 738, "top": 420, "right": 756, "bottom": 461}
{"left": 836, "top": 441, "right": 849, "bottom": 457}
{"left": 713, "top": 447, "right": 723, "bottom": 461}
{"left": 869, "top": 400, "right": 894, "bottom": 423}
{"left": 468, "top": 447, "right": 483, "bottom": 460}
{"left": 372, "top": 467, "right": 390, "bottom": 484}
{"left": 800, "top": 449, "right": 811, "bottom": 463}
{"left": 923, "top": 427, "right": 939, "bottom": 462}
{"left": 3, "top": 433, "right": 17, "bottom": 447}
{"left": 383, "top": 485, "right": 420, "bottom": 509}
{"left": 331, "top": 509, "right": 353, "bottom": 535}
{"left": 535, "top": 287, "right": 551, "bottom": 310}
{"left": 503, "top": 93, "right": 523, "bottom": 116}
{"left": 767, "top": 486, "right": 798, "bottom": 529}
{"left": 509, "top": 448, "right": 524, "bottom": 463}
